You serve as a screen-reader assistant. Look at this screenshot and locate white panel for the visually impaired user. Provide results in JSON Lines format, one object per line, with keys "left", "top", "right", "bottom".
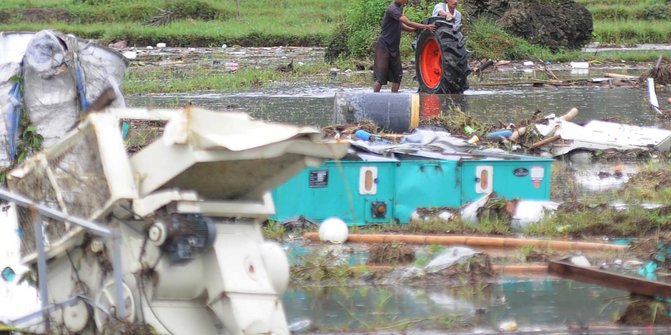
{"left": 475, "top": 166, "right": 493, "bottom": 194}
{"left": 359, "top": 166, "right": 378, "bottom": 195}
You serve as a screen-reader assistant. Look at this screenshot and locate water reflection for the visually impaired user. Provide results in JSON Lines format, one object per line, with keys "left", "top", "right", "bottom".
{"left": 283, "top": 278, "right": 631, "bottom": 333}
{"left": 126, "top": 86, "right": 670, "bottom": 128}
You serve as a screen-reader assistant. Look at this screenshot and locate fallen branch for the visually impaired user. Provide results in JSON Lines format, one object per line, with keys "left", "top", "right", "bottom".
{"left": 537, "top": 57, "right": 559, "bottom": 81}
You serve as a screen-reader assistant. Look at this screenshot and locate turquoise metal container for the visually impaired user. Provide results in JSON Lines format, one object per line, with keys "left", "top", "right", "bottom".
{"left": 271, "top": 154, "right": 553, "bottom": 226}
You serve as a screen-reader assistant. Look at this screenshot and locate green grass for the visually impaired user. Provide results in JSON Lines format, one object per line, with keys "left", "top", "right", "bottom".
{"left": 123, "top": 58, "right": 349, "bottom": 94}
{"left": 0, "top": 0, "right": 345, "bottom": 46}
{"left": 593, "top": 20, "right": 671, "bottom": 45}
{"left": 589, "top": 4, "right": 670, "bottom": 20}
{"left": 1, "top": 0, "right": 669, "bottom": 61}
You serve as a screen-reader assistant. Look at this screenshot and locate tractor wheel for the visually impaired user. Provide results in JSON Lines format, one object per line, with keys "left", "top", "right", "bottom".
{"left": 415, "top": 24, "right": 471, "bottom": 94}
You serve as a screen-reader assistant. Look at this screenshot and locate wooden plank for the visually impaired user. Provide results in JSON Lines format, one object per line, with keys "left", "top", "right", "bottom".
{"left": 548, "top": 260, "right": 671, "bottom": 298}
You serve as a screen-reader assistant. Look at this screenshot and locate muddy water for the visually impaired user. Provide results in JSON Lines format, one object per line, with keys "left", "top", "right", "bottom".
{"left": 126, "top": 83, "right": 669, "bottom": 196}
{"left": 284, "top": 279, "right": 632, "bottom": 334}
{"left": 127, "top": 84, "right": 671, "bottom": 333}
{"left": 126, "top": 85, "right": 670, "bottom": 128}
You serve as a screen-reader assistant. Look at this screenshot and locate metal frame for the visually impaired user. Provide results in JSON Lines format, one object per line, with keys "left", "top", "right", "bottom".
{"left": 0, "top": 188, "right": 125, "bottom": 327}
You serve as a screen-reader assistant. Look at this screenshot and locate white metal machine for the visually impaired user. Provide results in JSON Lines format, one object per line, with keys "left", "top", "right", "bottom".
{"left": 0, "top": 29, "right": 348, "bottom": 334}
{"left": 4, "top": 108, "right": 347, "bottom": 334}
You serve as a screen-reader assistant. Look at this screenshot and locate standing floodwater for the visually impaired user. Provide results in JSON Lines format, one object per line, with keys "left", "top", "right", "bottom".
{"left": 126, "top": 86, "right": 667, "bottom": 128}
{"left": 126, "top": 84, "right": 671, "bottom": 333}
{"left": 283, "top": 278, "right": 637, "bottom": 333}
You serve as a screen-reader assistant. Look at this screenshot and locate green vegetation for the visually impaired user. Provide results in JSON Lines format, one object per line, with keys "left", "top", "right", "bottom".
{"left": 262, "top": 219, "right": 286, "bottom": 242}
{"left": 332, "top": 0, "right": 671, "bottom": 63}
{"left": 1, "top": 0, "right": 669, "bottom": 62}
{"left": 580, "top": 0, "right": 671, "bottom": 44}
{"left": 0, "top": 0, "right": 342, "bottom": 47}
{"left": 349, "top": 162, "right": 671, "bottom": 242}
{"left": 123, "top": 58, "right": 357, "bottom": 94}
{"left": 291, "top": 250, "right": 354, "bottom": 284}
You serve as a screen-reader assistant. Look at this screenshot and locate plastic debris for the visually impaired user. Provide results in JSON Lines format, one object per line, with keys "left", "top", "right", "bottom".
{"left": 424, "top": 246, "right": 477, "bottom": 273}
{"left": 570, "top": 61, "right": 589, "bottom": 69}
{"left": 510, "top": 200, "right": 560, "bottom": 228}
{"left": 122, "top": 51, "right": 137, "bottom": 59}
{"left": 1, "top": 267, "right": 15, "bottom": 281}
{"left": 464, "top": 125, "right": 474, "bottom": 134}
{"left": 569, "top": 255, "right": 591, "bottom": 267}
{"left": 485, "top": 129, "right": 513, "bottom": 141}
{"left": 318, "top": 217, "right": 349, "bottom": 244}
{"left": 354, "top": 129, "right": 388, "bottom": 143}
{"left": 499, "top": 320, "right": 518, "bottom": 332}
{"left": 461, "top": 194, "right": 491, "bottom": 223}
{"left": 288, "top": 319, "right": 311, "bottom": 332}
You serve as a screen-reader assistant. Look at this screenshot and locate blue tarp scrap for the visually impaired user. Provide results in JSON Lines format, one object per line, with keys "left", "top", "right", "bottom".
{"left": 637, "top": 242, "right": 671, "bottom": 310}
{"left": 6, "top": 77, "right": 23, "bottom": 161}
{"left": 74, "top": 63, "right": 90, "bottom": 112}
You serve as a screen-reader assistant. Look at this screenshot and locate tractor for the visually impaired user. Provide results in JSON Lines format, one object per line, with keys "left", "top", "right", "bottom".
{"left": 414, "top": 16, "right": 471, "bottom": 94}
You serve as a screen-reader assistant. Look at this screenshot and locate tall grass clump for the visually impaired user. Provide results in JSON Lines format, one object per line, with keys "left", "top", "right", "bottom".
{"left": 466, "top": 19, "right": 551, "bottom": 60}
{"left": 343, "top": 0, "right": 389, "bottom": 59}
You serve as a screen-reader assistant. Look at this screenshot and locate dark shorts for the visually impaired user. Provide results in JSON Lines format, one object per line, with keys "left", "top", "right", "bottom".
{"left": 373, "top": 41, "right": 402, "bottom": 85}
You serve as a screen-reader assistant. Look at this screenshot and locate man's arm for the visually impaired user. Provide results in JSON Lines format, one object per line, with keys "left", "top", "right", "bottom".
{"left": 400, "top": 16, "right": 436, "bottom": 32}
{"left": 434, "top": 4, "right": 454, "bottom": 20}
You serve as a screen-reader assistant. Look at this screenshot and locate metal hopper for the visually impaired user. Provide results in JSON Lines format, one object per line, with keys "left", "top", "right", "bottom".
{"left": 5, "top": 107, "right": 348, "bottom": 334}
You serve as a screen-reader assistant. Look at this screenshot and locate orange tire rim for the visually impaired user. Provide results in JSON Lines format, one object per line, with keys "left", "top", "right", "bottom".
{"left": 419, "top": 37, "right": 442, "bottom": 89}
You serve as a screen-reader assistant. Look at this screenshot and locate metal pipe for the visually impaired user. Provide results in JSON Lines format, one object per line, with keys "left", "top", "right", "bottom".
{"left": 112, "top": 230, "right": 126, "bottom": 319}
{"left": 0, "top": 188, "right": 125, "bottom": 325}
{"left": 303, "top": 232, "right": 627, "bottom": 252}
{"left": 0, "top": 188, "right": 112, "bottom": 237}
{"left": 33, "top": 212, "right": 50, "bottom": 330}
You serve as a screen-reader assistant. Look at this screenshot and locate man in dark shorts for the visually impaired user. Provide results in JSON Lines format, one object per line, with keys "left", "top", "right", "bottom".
{"left": 373, "top": 0, "right": 436, "bottom": 93}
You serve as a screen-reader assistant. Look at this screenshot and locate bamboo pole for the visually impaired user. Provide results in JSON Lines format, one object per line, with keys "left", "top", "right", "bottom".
{"left": 303, "top": 232, "right": 628, "bottom": 252}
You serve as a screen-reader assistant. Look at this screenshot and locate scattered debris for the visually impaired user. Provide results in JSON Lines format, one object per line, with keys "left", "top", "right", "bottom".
{"left": 367, "top": 242, "right": 415, "bottom": 265}
{"left": 534, "top": 113, "right": 671, "bottom": 156}
{"left": 641, "top": 56, "right": 671, "bottom": 86}
{"left": 549, "top": 256, "right": 671, "bottom": 300}
{"left": 401, "top": 247, "right": 494, "bottom": 285}
{"left": 618, "top": 297, "right": 671, "bottom": 326}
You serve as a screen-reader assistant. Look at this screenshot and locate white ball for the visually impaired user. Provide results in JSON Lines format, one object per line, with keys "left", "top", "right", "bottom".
{"left": 318, "top": 217, "right": 349, "bottom": 244}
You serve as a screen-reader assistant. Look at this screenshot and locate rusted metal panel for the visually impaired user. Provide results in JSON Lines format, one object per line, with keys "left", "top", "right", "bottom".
{"left": 548, "top": 259, "right": 671, "bottom": 298}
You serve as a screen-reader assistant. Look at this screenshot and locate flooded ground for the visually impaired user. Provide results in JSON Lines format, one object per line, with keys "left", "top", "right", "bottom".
{"left": 284, "top": 279, "right": 636, "bottom": 334}
{"left": 126, "top": 85, "right": 668, "bottom": 127}
{"left": 126, "top": 82, "right": 669, "bottom": 194}
{"left": 123, "top": 49, "right": 671, "bottom": 333}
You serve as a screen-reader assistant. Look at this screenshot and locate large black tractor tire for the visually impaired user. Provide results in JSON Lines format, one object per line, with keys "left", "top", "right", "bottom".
{"left": 415, "top": 19, "right": 471, "bottom": 94}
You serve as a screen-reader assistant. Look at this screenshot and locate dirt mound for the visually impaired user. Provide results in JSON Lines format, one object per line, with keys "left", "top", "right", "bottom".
{"left": 368, "top": 242, "right": 415, "bottom": 265}
{"left": 618, "top": 296, "right": 671, "bottom": 326}
{"left": 463, "top": 0, "right": 593, "bottom": 49}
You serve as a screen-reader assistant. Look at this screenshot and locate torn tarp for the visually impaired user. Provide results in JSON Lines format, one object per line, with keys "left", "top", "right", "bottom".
{"left": 0, "top": 30, "right": 128, "bottom": 168}
{"left": 535, "top": 117, "right": 671, "bottom": 157}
